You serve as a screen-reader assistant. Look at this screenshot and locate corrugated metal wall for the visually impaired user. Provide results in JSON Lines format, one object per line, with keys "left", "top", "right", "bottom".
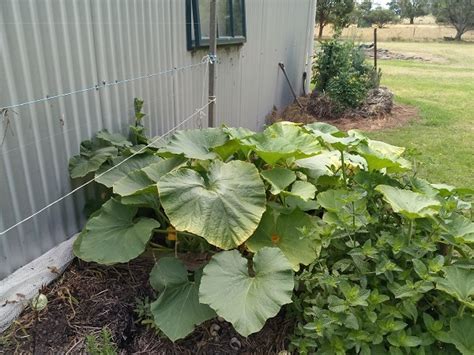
{"left": 0, "top": 0, "right": 316, "bottom": 279}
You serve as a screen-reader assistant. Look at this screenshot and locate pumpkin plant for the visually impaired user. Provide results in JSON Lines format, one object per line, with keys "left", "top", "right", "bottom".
{"left": 69, "top": 102, "right": 473, "bottom": 352}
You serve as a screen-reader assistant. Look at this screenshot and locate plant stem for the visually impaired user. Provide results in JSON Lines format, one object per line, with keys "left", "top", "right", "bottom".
{"left": 154, "top": 229, "right": 196, "bottom": 238}
{"left": 407, "top": 219, "right": 414, "bottom": 245}
{"left": 340, "top": 150, "right": 347, "bottom": 185}
{"left": 458, "top": 304, "right": 466, "bottom": 318}
{"left": 446, "top": 245, "right": 454, "bottom": 264}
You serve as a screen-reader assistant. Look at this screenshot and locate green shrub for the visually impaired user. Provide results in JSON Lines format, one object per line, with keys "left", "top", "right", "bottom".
{"left": 313, "top": 40, "right": 380, "bottom": 110}
{"left": 69, "top": 107, "right": 474, "bottom": 352}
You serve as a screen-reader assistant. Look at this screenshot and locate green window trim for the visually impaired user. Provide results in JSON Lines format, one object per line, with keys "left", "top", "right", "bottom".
{"left": 186, "top": 0, "right": 247, "bottom": 50}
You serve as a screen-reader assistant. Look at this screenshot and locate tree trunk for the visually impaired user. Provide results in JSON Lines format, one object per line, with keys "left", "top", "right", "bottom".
{"left": 409, "top": 17, "right": 414, "bottom": 24}
{"left": 454, "top": 28, "right": 464, "bottom": 41}
{"left": 318, "top": 23, "right": 325, "bottom": 39}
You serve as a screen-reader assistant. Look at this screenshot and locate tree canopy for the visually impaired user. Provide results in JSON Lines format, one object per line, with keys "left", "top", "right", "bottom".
{"left": 316, "top": 0, "right": 355, "bottom": 39}
{"left": 432, "top": 0, "right": 474, "bottom": 40}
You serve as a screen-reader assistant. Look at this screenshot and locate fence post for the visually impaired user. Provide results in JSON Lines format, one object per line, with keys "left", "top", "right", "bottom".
{"left": 374, "top": 28, "right": 377, "bottom": 70}
{"left": 208, "top": 0, "right": 217, "bottom": 128}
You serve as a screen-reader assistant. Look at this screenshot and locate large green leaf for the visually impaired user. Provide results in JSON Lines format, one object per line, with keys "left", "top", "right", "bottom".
{"left": 73, "top": 199, "right": 160, "bottom": 264}
{"left": 296, "top": 151, "right": 367, "bottom": 179}
{"left": 96, "top": 130, "right": 132, "bottom": 148}
{"left": 159, "top": 128, "right": 228, "bottom": 160}
{"left": 69, "top": 146, "right": 117, "bottom": 179}
{"left": 305, "top": 123, "right": 359, "bottom": 150}
{"left": 199, "top": 248, "right": 294, "bottom": 336}
{"left": 141, "top": 156, "right": 187, "bottom": 182}
{"left": 443, "top": 214, "right": 474, "bottom": 243}
{"left": 375, "top": 185, "right": 441, "bottom": 219}
{"left": 436, "top": 266, "right": 474, "bottom": 309}
{"left": 260, "top": 167, "right": 296, "bottom": 195}
{"left": 113, "top": 170, "right": 155, "bottom": 197}
{"left": 241, "top": 122, "right": 321, "bottom": 164}
{"left": 149, "top": 257, "right": 215, "bottom": 341}
{"left": 158, "top": 160, "right": 266, "bottom": 249}
{"left": 448, "top": 315, "right": 474, "bottom": 354}
{"left": 246, "top": 209, "right": 320, "bottom": 271}
{"left": 95, "top": 154, "right": 161, "bottom": 187}
{"left": 284, "top": 181, "right": 316, "bottom": 201}
{"left": 357, "top": 139, "right": 411, "bottom": 172}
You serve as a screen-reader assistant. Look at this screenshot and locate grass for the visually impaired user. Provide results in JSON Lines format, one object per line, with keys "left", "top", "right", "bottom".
{"left": 366, "top": 42, "right": 474, "bottom": 187}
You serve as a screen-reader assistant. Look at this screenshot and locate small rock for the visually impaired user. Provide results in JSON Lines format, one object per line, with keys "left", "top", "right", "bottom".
{"left": 230, "top": 337, "right": 241, "bottom": 350}
{"left": 210, "top": 323, "right": 221, "bottom": 337}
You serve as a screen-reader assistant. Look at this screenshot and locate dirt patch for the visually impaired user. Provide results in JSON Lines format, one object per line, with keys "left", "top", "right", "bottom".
{"left": 269, "top": 90, "right": 419, "bottom": 132}
{"left": 363, "top": 47, "right": 447, "bottom": 63}
{"left": 0, "top": 258, "right": 293, "bottom": 354}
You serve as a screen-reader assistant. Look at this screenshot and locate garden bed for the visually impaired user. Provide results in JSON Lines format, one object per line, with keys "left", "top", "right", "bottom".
{"left": 269, "top": 93, "right": 419, "bottom": 131}
{"left": 0, "top": 258, "right": 292, "bottom": 354}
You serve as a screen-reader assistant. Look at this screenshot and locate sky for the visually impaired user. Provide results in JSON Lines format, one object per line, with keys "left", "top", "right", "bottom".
{"left": 372, "top": 0, "right": 391, "bottom": 8}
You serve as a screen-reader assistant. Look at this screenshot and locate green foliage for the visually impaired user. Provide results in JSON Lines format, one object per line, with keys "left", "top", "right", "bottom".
{"left": 367, "top": 7, "right": 397, "bottom": 28}
{"left": 313, "top": 40, "right": 380, "bottom": 110}
{"left": 70, "top": 115, "right": 473, "bottom": 350}
{"left": 316, "top": 0, "right": 356, "bottom": 38}
{"left": 85, "top": 328, "right": 117, "bottom": 355}
{"left": 432, "top": 0, "right": 474, "bottom": 40}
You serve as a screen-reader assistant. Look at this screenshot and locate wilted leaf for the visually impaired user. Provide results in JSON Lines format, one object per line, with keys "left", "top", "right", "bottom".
{"left": 96, "top": 130, "right": 132, "bottom": 148}
{"left": 69, "top": 146, "right": 117, "bottom": 179}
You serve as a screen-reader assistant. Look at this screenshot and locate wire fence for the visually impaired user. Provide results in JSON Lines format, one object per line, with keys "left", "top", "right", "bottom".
{"left": 0, "top": 56, "right": 213, "bottom": 237}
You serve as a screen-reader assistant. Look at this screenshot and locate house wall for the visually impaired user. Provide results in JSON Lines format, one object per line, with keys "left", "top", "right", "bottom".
{"left": 0, "top": 0, "right": 316, "bottom": 279}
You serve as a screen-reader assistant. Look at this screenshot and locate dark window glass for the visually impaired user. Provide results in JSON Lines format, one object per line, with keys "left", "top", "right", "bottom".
{"left": 186, "top": 0, "right": 246, "bottom": 50}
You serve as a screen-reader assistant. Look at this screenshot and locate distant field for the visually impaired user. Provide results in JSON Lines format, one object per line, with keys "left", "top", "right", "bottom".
{"left": 366, "top": 42, "right": 474, "bottom": 187}
{"left": 319, "top": 16, "right": 474, "bottom": 42}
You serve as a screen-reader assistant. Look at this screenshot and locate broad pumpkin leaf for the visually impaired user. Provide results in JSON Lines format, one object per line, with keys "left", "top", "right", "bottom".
{"left": 305, "top": 123, "right": 359, "bottom": 150}
{"left": 241, "top": 122, "right": 321, "bottom": 164}
{"left": 141, "top": 156, "right": 187, "bottom": 182}
{"left": 246, "top": 209, "right": 320, "bottom": 271}
{"left": 69, "top": 146, "right": 117, "bottom": 179}
{"left": 296, "top": 151, "right": 367, "bottom": 179}
{"left": 149, "top": 257, "right": 215, "bottom": 341}
{"left": 284, "top": 181, "right": 316, "bottom": 201}
{"left": 375, "top": 185, "right": 441, "bottom": 219}
{"left": 159, "top": 128, "right": 228, "bottom": 160}
{"left": 199, "top": 248, "right": 294, "bottom": 336}
{"left": 96, "top": 130, "right": 132, "bottom": 148}
{"left": 436, "top": 266, "right": 474, "bottom": 309}
{"left": 158, "top": 160, "right": 266, "bottom": 249}
{"left": 357, "top": 139, "right": 411, "bottom": 172}
{"left": 448, "top": 315, "right": 474, "bottom": 355}
{"left": 260, "top": 167, "right": 296, "bottom": 195}
{"left": 443, "top": 214, "right": 474, "bottom": 243}
{"left": 73, "top": 199, "right": 160, "bottom": 264}
{"left": 95, "top": 154, "right": 161, "bottom": 187}
{"left": 120, "top": 186, "right": 160, "bottom": 210}
{"left": 113, "top": 170, "right": 155, "bottom": 196}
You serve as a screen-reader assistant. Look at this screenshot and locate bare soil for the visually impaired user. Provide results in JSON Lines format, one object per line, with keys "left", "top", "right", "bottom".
{"left": 0, "top": 258, "right": 292, "bottom": 354}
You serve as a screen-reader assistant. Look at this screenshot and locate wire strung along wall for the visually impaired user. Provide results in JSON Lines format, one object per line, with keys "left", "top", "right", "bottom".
{"left": 0, "top": 47, "right": 213, "bottom": 278}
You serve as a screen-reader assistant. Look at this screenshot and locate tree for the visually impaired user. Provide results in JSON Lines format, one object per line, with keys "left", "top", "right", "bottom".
{"left": 367, "top": 7, "right": 397, "bottom": 28}
{"left": 397, "top": 0, "right": 429, "bottom": 24}
{"left": 316, "top": 0, "right": 355, "bottom": 39}
{"left": 432, "top": 0, "right": 474, "bottom": 40}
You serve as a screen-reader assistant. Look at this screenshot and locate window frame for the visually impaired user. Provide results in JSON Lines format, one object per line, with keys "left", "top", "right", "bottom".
{"left": 186, "top": 0, "right": 247, "bottom": 50}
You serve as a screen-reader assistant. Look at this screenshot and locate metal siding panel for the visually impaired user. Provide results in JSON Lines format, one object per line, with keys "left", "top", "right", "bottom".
{"left": 0, "top": 0, "right": 314, "bottom": 278}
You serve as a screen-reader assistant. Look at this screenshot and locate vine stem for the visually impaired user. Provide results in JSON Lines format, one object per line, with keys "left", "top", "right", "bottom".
{"left": 153, "top": 229, "right": 196, "bottom": 238}
{"left": 458, "top": 304, "right": 466, "bottom": 318}
{"left": 340, "top": 150, "right": 347, "bottom": 185}
{"left": 407, "top": 219, "right": 414, "bottom": 245}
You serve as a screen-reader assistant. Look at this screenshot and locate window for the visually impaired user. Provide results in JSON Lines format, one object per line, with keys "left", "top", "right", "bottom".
{"left": 186, "top": 0, "right": 246, "bottom": 50}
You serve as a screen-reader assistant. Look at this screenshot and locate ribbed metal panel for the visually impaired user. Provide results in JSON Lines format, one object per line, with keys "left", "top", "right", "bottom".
{"left": 0, "top": 0, "right": 316, "bottom": 279}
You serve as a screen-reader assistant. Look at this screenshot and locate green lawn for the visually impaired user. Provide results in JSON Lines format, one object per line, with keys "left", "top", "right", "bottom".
{"left": 367, "top": 42, "right": 474, "bottom": 188}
